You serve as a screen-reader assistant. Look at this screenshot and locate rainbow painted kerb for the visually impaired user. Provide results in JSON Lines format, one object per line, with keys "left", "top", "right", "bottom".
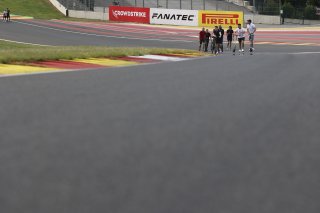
{"left": 0, "top": 53, "right": 203, "bottom": 77}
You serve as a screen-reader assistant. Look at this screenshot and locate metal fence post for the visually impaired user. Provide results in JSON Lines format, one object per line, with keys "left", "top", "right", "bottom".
{"left": 279, "top": 0, "right": 282, "bottom": 24}
{"left": 166, "top": 0, "right": 168, "bottom": 8}
{"left": 191, "top": 0, "right": 193, "bottom": 10}
{"left": 180, "top": 0, "right": 182, "bottom": 9}
{"left": 143, "top": 0, "right": 145, "bottom": 8}
{"left": 135, "top": 0, "right": 137, "bottom": 7}
{"left": 157, "top": 0, "right": 159, "bottom": 8}
{"left": 203, "top": 0, "right": 205, "bottom": 10}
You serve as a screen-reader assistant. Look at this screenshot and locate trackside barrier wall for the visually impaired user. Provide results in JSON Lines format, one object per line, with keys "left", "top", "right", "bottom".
{"left": 68, "top": 10, "right": 108, "bottom": 20}
{"left": 109, "top": 6, "right": 244, "bottom": 29}
{"left": 244, "top": 14, "right": 280, "bottom": 25}
{"left": 50, "top": 3, "right": 303, "bottom": 25}
{"left": 150, "top": 8, "right": 198, "bottom": 26}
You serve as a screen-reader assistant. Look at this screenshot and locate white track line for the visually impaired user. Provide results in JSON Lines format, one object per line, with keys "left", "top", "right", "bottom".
{"left": 131, "top": 55, "right": 189, "bottom": 61}
{"left": 0, "top": 38, "right": 54, "bottom": 47}
{"left": 289, "top": 52, "right": 320, "bottom": 55}
{"left": 52, "top": 20, "right": 179, "bottom": 35}
{"left": 14, "top": 20, "right": 193, "bottom": 43}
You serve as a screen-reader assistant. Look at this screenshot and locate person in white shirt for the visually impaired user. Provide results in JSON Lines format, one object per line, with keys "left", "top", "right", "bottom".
{"left": 246, "top": 19, "right": 256, "bottom": 51}
{"left": 235, "top": 23, "right": 245, "bottom": 53}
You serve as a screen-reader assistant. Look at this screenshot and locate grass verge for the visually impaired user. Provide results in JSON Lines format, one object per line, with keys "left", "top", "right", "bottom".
{"left": 0, "top": 40, "right": 202, "bottom": 64}
{"left": 0, "top": 0, "right": 64, "bottom": 19}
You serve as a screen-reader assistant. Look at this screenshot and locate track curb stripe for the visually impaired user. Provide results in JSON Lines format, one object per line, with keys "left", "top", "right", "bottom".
{"left": 0, "top": 54, "right": 202, "bottom": 76}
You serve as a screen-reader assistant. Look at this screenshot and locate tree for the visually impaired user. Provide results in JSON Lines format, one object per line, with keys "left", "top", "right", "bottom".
{"left": 307, "top": 0, "right": 319, "bottom": 6}
{"left": 304, "top": 4, "right": 317, "bottom": 19}
{"left": 282, "top": 2, "right": 295, "bottom": 18}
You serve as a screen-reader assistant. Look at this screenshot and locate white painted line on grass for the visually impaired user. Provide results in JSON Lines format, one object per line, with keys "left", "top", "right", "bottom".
{"left": 0, "top": 38, "right": 54, "bottom": 47}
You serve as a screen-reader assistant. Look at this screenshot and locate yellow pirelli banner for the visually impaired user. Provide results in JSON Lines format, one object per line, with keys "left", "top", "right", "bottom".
{"left": 198, "top": 10, "right": 244, "bottom": 29}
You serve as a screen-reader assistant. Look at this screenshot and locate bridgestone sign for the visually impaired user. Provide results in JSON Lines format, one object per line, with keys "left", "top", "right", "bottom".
{"left": 150, "top": 8, "right": 198, "bottom": 26}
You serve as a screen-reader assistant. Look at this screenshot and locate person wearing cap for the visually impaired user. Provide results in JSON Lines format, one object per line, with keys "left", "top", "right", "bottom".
{"left": 246, "top": 19, "right": 256, "bottom": 52}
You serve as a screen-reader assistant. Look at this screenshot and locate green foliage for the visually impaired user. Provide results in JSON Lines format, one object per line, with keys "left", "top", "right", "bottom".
{"left": 304, "top": 4, "right": 317, "bottom": 19}
{"left": 306, "top": 0, "right": 319, "bottom": 6}
{"left": 260, "top": 0, "right": 280, "bottom": 15}
{"left": 282, "top": 2, "right": 295, "bottom": 18}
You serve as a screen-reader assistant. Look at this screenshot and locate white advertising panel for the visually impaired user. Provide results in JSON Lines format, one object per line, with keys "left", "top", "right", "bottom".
{"left": 150, "top": 8, "right": 198, "bottom": 26}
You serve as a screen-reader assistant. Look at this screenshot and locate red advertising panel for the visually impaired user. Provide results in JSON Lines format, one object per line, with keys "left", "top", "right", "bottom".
{"left": 109, "top": 6, "right": 150, "bottom": 24}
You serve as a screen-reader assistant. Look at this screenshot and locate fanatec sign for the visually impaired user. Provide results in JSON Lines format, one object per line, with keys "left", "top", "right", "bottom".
{"left": 152, "top": 13, "right": 194, "bottom": 21}
{"left": 150, "top": 8, "right": 198, "bottom": 26}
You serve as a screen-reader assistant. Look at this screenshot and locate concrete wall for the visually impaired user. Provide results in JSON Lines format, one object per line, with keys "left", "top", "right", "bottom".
{"left": 94, "top": 7, "right": 108, "bottom": 13}
{"left": 49, "top": 0, "right": 67, "bottom": 16}
{"left": 245, "top": 14, "right": 320, "bottom": 25}
{"left": 285, "top": 18, "right": 320, "bottom": 25}
{"left": 245, "top": 14, "right": 281, "bottom": 24}
{"left": 68, "top": 10, "right": 109, "bottom": 20}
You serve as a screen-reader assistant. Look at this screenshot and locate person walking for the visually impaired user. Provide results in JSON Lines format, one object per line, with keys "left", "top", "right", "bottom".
{"left": 2, "top": 9, "right": 7, "bottom": 22}
{"left": 218, "top": 25, "right": 225, "bottom": 52}
{"left": 235, "top": 23, "right": 245, "bottom": 54}
{"left": 6, "top": 8, "right": 10, "bottom": 22}
{"left": 213, "top": 26, "right": 222, "bottom": 54}
{"left": 226, "top": 26, "right": 234, "bottom": 50}
{"left": 204, "top": 29, "right": 211, "bottom": 52}
{"left": 199, "top": 28, "right": 206, "bottom": 51}
{"left": 246, "top": 19, "right": 256, "bottom": 53}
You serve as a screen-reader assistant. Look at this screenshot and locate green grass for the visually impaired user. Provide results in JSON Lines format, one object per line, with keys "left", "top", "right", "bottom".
{"left": 0, "top": 0, "right": 65, "bottom": 19}
{"left": 0, "top": 40, "right": 201, "bottom": 64}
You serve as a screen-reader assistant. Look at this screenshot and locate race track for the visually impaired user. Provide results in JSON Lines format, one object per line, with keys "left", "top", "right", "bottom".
{"left": 1, "top": 19, "right": 320, "bottom": 213}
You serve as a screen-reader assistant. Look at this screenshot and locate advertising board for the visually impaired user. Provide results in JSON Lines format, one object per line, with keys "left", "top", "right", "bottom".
{"left": 150, "top": 8, "right": 198, "bottom": 26}
{"left": 198, "top": 10, "right": 244, "bottom": 29}
{"left": 109, "top": 6, "right": 150, "bottom": 24}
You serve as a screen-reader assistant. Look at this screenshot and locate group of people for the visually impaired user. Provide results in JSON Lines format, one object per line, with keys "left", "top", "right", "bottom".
{"left": 2, "top": 8, "right": 11, "bottom": 22}
{"left": 199, "top": 19, "right": 256, "bottom": 55}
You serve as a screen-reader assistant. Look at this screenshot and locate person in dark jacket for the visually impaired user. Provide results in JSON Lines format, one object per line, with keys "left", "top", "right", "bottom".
{"left": 218, "top": 25, "right": 224, "bottom": 52}
{"left": 226, "top": 26, "right": 234, "bottom": 50}
{"left": 199, "top": 27, "right": 206, "bottom": 51}
{"left": 204, "top": 29, "right": 211, "bottom": 52}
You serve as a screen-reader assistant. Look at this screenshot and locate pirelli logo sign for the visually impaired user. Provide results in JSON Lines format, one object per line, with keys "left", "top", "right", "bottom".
{"left": 198, "top": 11, "right": 243, "bottom": 28}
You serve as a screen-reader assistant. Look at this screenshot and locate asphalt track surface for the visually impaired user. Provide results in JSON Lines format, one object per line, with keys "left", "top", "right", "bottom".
{"left": 1, "top": 20, "right": 320, "bottom": 213}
